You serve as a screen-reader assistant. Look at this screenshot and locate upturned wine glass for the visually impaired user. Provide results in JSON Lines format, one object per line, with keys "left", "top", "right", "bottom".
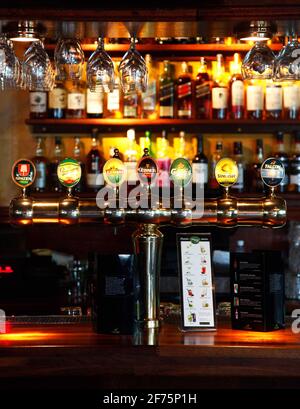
{"left": 241, "top": 41, "right": 275, "bottom": 80}
{"left": 87, "top": 37, "right": 114, "bottom": 93}
{"left": 54, "top": 38, "right": 85, "bottom": 82}
{"left": 273, "top": 38, "right": 300, "bottom": 81}
{"left": 0, "top": 35, "right": 21, "bottom": 90}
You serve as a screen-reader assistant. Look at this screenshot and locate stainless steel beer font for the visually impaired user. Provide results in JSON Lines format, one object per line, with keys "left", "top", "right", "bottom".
{"left": 10, "top": 154, "right": 287, "bottom": 332}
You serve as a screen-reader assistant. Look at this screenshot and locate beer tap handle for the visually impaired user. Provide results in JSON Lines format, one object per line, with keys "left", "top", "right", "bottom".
{"left": 170, "top": 157, "right": 192, "bottom": 210}
{"left": 214, "top": 157, "right": 239, "bottom": 197}
{"left": 57, "top": 158, "right": 82, "bottom": 197}
{"left": 260, "top": 157, "right": 285, "bottom": 197}
{"left": 11, "top": 158, "right": 36, "bottom": 197}
{"left": 137, "top": 148, "right": 159, "bottom": 207}
{"left": 103, "top": 149, "right": 126, "bottom": 210}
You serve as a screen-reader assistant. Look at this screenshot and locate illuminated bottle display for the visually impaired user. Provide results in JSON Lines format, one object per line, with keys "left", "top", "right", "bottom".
{"left": 124, "top": 129, "right": 138, "bottom": 184}
{"left": 48, "top": 79, "right": 67, "bottom": 119}
{"left": 123, "top": 92, "right": 139, "bottom": 118}
{"left": 212, "top": 54, "right": 228, "bottom": 119}
{"left": 176, "top": 61, "right": 192, "bottom": 119}
{"left": 141, "top": 54, "right": 157, "bottom": 119}
{"left": 86, "top": 88, "right": 104, "bottom": 118}
{"left": 230, "top": 53, "right": 244, "bottom": 119}
{"left": 106, "top": 75, "right": 121, "bottom": 118}
{"left": 283, "top": 83, "right": 299, "bottom": 119}
{"left": 66, "top": 80, "right": 86, "bottom": 119}
{"left": 159, "top": 60, "right": 175, "bottom": 118}
{"left": 194, "top": 57, "right": 211, "bottom": 119}
{"left": 265, "top": 83, "right": 282, "bottom": 119}
{"left": 31, "top": 137, "right": 48, "bottom": 192}
{"left": 86, "top": 129, "right": 105, "bottom": 191}
{"left": 246, "top": 81, "right": 264, "bottom": 119}
{"left": 192, "top": 134, "right": 208, "bottom": 189}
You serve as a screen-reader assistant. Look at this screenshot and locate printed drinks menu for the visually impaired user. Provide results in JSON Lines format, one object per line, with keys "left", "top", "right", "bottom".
{"left": 177, "top": 234, "right": 216, "bottom": 330}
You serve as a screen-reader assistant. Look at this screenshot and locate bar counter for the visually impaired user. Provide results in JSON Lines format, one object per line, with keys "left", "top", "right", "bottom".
{"left": 1, "top": 319, "right": 300, "bottom": 389}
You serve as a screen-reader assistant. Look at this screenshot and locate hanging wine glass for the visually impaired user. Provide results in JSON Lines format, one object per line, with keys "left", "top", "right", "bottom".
{"left": 273, "top": 37, "right": 300, "bottom": 81}
{"left": 241, "top": 41, "right": 275, "bottom": 80}
{"left": 118, "top": 37, "right": 148, "bottom": 93}
{"left": 54, "top": 38, "right": 84, "bottom": 82}
{"left": 86, "top": 37, "right": 114, "bottom": 93}
{"left": 0, "top": 35, "right": 21, "bottom": 90}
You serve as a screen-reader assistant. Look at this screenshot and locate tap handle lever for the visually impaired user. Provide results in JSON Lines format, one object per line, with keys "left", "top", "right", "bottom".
{"left": 11, "top": 158, "right": 36, "bottom": 198}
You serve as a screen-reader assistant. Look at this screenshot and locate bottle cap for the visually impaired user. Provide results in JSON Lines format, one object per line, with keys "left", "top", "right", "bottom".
{"left": 260, "top": 157, "right": 285, "bottom": 188}
{"left": 57, "top": 158, "right": 82, "bottom": 188}
{"left": 215, "top": 158, "right": 239, "bottom": 187}
{"left": 12, "top": 159, "right": 36, "bottom": 188}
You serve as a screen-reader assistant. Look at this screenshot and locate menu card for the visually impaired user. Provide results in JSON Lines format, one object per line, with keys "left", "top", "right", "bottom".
{"left": 177, "top": 233, "right": 216, "bottom": 331}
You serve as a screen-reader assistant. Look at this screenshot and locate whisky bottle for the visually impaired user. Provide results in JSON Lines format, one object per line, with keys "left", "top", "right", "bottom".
{"left": 247, "top": 139, "right": 264, "bottom": 193}
{"left": 289, "top": 131, "right": 300, "bottom": 192}
{"left": 274, "top": 131, "right": 289, "bottom": 193}
{"left": 192, "top": 134, "right": 208, "bottom": 190}
{"left": 123, "top": 91, "right": 139, "bottom": 118}
{"left": 246, "top": 81, "right": 264, "bottom": 119}
{"left": 209, "top": 141, "right": 223, "bottom": 190}
{"left": 283, "top": 84, "right": 300, "bottom": 119}
{"left": 124, "top": 129, "right": 138, "bottom": 185}
{"left": 231, "top": 141, "right": 245, "bottom": 193}
{"left": 32, "top": 137, "right": 48, "bottom": 192}
{"left": 29, "top": 91, "right": 47, "bottom": 119}
{"left": 106, "top": 75, "right": 121, "bottom": 118}
{"left": 49, "top": 136, "right": 64, "bottom": 192}
{"left": 73, "top": 137, "right": 86, "bottom": 193}
{"left": 141, "top": 54, "right": 157, "bottom": 119}
{"left": 194, "top": 57, "right": 211, "bottom": 119}
{"left": 176, "top": 61, "right": 193, "bottom": 119}
{"left": 212, "top": 54, "right": 228, "bottom": 119}
{"left": 156, "top": 130, "right": 171, "bottom": 188}
{"left": 229, "top": 53, "right": 244, "bottom": 119}
{"left": 265, "top": 82, "right": 282, "bottom": 119}
{"left": 48, "top": 79, "right": 67, "bottom": 119}
{"left": 86, "top": 88, "right": 104, "bottom": 118}
{"left": 159, "top": 60, "right": 175, "bottom": 119}
{"left": 66, "top": 80, "right": 86, "bottom": 119}
{"left": 86, "top": 129, "right": 105, "bottom": 192}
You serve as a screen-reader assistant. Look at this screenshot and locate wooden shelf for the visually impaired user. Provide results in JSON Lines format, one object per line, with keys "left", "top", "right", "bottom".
{"left": 26, "top": 118, "right": 300, "bottom": 134}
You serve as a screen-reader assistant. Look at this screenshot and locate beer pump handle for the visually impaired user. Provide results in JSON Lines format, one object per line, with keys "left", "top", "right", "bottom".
{"left": 214, "top": 157, "right": 238, "bottom": 196}
{"left": 57, "top": 158, "right": 82, "bottom": 197}
{"left": 11, "top": 158, "right": 36, "bottom": 197}
{"left": 260, "top": 158, "right": 285, "bottom": 197}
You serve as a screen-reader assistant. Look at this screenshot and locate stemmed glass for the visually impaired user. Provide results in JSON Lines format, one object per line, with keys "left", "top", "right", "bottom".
{"left": 86, "top": 37, "right": 114, "bottom": 93}
{"left": 118, "top": 37, "right": 148, "bottom": 93}
{"left": 241, "top": 41, "right": 275, "bottom": 80}
{"left": 0, "top": 35, "right": 21, "bottom": 90}
{"left": 54, "top": 38, "right": 85, "bottom": 82}
{"left": 22, "top": 40, "right": 55, "bottom": 91}
{"left": 273, "top": 37, "right": 300, "bottom": 81}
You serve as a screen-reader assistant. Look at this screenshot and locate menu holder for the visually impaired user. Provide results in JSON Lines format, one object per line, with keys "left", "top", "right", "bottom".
{"left": 177, "top": 233, "right": 216, "bottom": 332}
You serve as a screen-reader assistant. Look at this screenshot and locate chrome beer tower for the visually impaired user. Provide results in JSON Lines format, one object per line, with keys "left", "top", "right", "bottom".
{"left": 10, "top": 155, "right": 287, "bottom": 331}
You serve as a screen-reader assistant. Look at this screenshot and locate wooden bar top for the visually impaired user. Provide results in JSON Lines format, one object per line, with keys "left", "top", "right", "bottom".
{"left": 0, "top": 319, "right": 300, "bottom": 389}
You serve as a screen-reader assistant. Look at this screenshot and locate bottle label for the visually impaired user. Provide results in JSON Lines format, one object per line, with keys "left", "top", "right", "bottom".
{"left": 159, "top": 106, "right": 173, "bottom": 117}
{"left": 49, "top": 88, "right": 67, "bottom": 109}
{"left": 87, "top": 173, "right": 104, "bottom": 187}
{"left": 30, "top": 92, "right": 47, "bottom": 113}
{"left": 159, "top": 82, "right": 174, "bottom": 106}
{"left": 142, "top": 80, "right": 156, "bottom": 111}
{"left": 212, "top": 87, "right": 228, "bottom": 109}
{"left": 67, "top": 93, "right": 85, "bottom": 110}
{"left": 283, "top": 85, "right": 299, "bottom": 109}
{"left": 170, "top": 158, "right": 192, "bottom": 187}
{"left": 266, "top": 86, "right": 282, "bottom": 111}
{"left": 195, "top": 82, "right": 210, "bottom": 99}
{"left": 57, "top": 158, "right": 81, "bottom": 188}
{"left": 34, "top": 162, "right": 47, "bottom": 189}
{"left": 125, "top": 162, "right": 137, "bottom": 183}
{"left": 124, "top": 94, "right": 138, "bottom": 117}
{"left": 12, "top": 159, "right": 36, "bottom": 188}
{"left": 290, "top": 174, "right": 300, "bottom": 186}
{"left": 87, "top": 89, "right": 103, "bottom": 114}
{"left": 178, "top": 109, "right": 191, "bottom": 117}
{"left": 246, "top": 85, "right": 263, "bottom": 110}
{"left": 233, "top": 163, "right": 244, "bottom": 189}
{"left": 177, "top": 82, "right": 192, "bottom": 99}
{"left": 192, "top": 163, "right": 208, "bottom": 184}
{"left": 231, "top": 80, "right": 244, "bottom": 107}
{"left": 107, "top": 88, "right": 120, "bottom": 111}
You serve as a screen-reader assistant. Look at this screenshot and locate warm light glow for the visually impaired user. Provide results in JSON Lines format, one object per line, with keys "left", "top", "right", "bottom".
{"left": 240, "top": 36, "right": 270, "bottom": 42}
{"left": 10, "top": 37, "right": 39, "bottom": 42}
{"left": 32, "top": 218, "right": 59, "bottom": 223}
{"left": 0, "top": 332, "right": 54, "bottom": 341}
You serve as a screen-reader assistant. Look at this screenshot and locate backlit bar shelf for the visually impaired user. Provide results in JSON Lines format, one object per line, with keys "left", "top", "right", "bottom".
{"left": 25, "top": 118, "right": 300, "bottom": 134}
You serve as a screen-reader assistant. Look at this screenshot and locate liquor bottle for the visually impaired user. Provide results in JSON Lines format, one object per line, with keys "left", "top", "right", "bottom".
{"left": 283, "top": 83, "right": 300, "bottom": 119}
{"left": 139, "top": 130, "right": 153, "bottom": 157}
{"left": 229, "top": 53, "right": 244, "bottom": 119}
{"left": 49, "top": 136, "right": 64, "bottom": 192}
{"left": 265, "top": 82, "right": 282, "bottom": 119}
{"left": 211, "top": 54, "right": 228, "bottom": 119}
{"left": 124, "top": 129, "right": 138, "bottom": 186}
{"left": 106, "top": 75, "right": 121, "bottom": 118}
{"left": 66, "top": 80, "right": 86, "bottom": 119}
{"left": 247, "top": 139, "right": 264, "bottom": 193}
{"left": 157, "top": 130, "right": 171, "bottom": 188}
{"left": 123, "top": 91, "right": 139, "bottom": 118}
{"left": 175, "top": 131, "right": 187, "bottom": 158}
{"left": 31, "top": 137, "right": 48, "bottom": 192}
{"left": 86, "top": 129, "right": 105, "bottom": 192}
{"left": 231, "top": 141, "right": 245, "bottom": 193}
{"left": 48, "top": 79, "right": 67, "bottom": 119}
{"left": 273, "top": 131, "right": 289, "bottom": 193}
{"left": 194, "top": 57, "right": 211, "bottom": 119}
{"left": 159, "top": 60, "right": 175, "bottom": 118}
{"left": 86, "top": 88, "right": 104, "bottom": 118}
{"left": 29, "top": 91, "right": 47, "bottom": 119}
{"left": 176, "top": 61, "right": 193, "bottom": 119}
{"left": 209, "top": 141, "right": 223, "bottom": 190}
{"left": 73, "top": 137, "right": 86, "bottom": 193}
{"left": 192, "top": 134, "right": 208, "bottom": 190}
{"left": 246, "top": 81, "right": 264, "bottom": 119}
{"left": 289, "top": 131, "right": 300, "bottom": 193}
{"left": 141, "top": 54, "right": 157, "bottom": 119}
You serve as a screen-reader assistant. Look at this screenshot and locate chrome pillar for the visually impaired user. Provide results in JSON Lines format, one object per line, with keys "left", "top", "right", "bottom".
{"left": 132, "top": 223, "right": 163, "bottom": 329}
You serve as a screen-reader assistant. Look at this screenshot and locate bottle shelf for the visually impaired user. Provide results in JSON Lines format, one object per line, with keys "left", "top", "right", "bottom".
{"left": 26, "top": 118, "right": 300, "bottom": 134}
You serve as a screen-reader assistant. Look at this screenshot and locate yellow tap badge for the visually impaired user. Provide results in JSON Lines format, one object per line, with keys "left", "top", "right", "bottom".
{"left": 215, "top": 158, "right": 238, "bottom": 187}
{"left": 103, "top": 158, "right": 126, "bottom": 187}
{"left": 57, "top": 158, "right": 81, "bottom": 188}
